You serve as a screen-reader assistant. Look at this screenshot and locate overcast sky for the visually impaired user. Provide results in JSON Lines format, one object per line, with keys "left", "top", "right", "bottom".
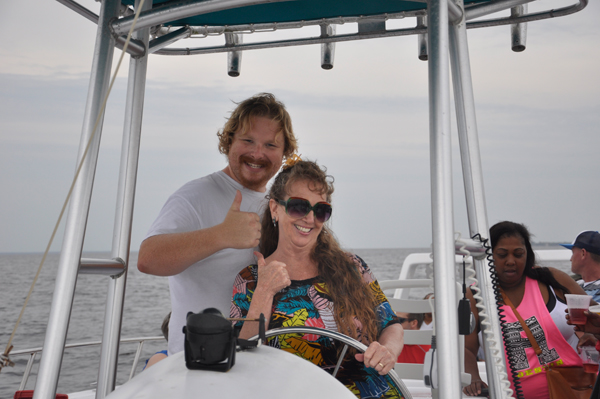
{"left": 0, "top": 0, "right": 598, "bottom": 253}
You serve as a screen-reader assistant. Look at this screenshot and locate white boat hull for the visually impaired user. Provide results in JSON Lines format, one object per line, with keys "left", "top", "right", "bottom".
{"left": 105, "top": 346, "right": 357, "bottom": 399}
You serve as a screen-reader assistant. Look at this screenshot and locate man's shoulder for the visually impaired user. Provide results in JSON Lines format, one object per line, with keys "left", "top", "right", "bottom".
{"left": 166, "top": 171, "right": 266, "bottom": 217}
{"left": 172, "top": 171, "right": 233, "bottom": 198}
{"left": 178, "top": 171, "right": 264, "bottom": 197}
{"left": 582, "top": 279, "right": 600, "bottom": 291}
{"left": 179, "top": 171, "right": 225, "bottom": 189}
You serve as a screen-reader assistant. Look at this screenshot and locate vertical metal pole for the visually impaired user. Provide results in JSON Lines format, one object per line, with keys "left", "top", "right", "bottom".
{"left": 95, "top": 1, "right": 150, "bottom": 398}
{"left": 225, "top": 33, "right": 243, "bottom": 77}
{"left": 320, "top": 24, "right": 336, "bottom": 69}
{"left": 428, "top": 0, "right": 462, "bottom": 397}
{"left": 449, "top": 2, "right": 511, "bottom": 398}
{"left": 417, "top": 16, "right": 429, "bottom": 61}
{"left": 19, "top": 352, "right": 37, "bottom": 390}
{"left": 510, "top": 5, "right": 528, "bottom": 52}
{"left": 129, "top": 341, "right": 146, "bottom": 381}
{"left": 33, "top": 1, "right": 119, "bottom": 398}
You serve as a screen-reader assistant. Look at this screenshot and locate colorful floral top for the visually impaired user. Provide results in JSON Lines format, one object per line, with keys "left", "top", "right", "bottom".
{"left": 230, "top": 254, "right": 403, "bottom": 399}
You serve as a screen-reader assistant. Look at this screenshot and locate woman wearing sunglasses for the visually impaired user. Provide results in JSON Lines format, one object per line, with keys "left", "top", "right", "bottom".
{"left": 230, "top": 159, "right": 405, "bottom": 399}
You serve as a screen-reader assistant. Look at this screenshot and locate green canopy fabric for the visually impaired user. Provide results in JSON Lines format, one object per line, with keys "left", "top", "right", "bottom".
{"left": 119, "top": 0, "right": 440, "bottom": 26}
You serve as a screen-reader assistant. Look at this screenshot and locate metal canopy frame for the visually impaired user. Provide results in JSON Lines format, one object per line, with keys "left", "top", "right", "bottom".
{"left": 33, "top": 0, "right": 588, "bottom": 398}
{"left": 58, "top": 0, "right": 587, "bottom": 57}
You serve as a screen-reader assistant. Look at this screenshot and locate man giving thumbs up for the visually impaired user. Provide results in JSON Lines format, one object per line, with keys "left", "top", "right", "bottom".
{"left": 138, "top": 93, "right": 298, "bottom": 355}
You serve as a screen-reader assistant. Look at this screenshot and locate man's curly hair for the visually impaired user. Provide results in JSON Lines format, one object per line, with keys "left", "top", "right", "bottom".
{"left": 217, "top": 93, "right": 297, "bottom": 159}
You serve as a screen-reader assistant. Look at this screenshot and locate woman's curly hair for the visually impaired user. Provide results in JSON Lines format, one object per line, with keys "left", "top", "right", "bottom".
{"left": 260, "top": 160, "right": 380, "bottom": 344}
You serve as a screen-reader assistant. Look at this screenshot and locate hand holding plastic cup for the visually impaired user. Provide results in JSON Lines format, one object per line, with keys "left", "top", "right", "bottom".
{"left": 565, "top": 294, "right": 592, "bottom": 325}
{"left": 580, "top": 346, "right": 600, "bottom": 374}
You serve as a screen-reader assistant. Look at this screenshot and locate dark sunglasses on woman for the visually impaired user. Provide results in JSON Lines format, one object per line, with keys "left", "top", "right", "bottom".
{"left": 277, "top": 197, "right": 333, "bottom": 223}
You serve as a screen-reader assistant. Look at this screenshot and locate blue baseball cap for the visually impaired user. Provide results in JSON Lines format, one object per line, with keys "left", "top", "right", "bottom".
{"left": 561, "top": 231, "right": 600, "bottom": 255}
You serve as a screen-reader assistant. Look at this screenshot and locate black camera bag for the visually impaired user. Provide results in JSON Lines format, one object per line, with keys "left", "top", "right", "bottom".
{"left": 183, "top": 310, "right": 237, "bottom": 372}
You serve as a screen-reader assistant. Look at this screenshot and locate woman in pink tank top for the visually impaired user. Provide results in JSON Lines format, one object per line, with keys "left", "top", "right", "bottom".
{"left": 463, "top": 221, "right": 596, "bottom": 398}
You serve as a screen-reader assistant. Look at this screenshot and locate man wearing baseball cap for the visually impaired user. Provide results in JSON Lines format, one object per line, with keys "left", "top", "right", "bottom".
{"left": 562, "top": 231, "right": 600, "bottom": 302}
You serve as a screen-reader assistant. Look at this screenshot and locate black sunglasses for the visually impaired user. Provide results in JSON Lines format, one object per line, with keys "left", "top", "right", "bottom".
{"left": 276, "top": 197, "right": 333, "bottom": 223}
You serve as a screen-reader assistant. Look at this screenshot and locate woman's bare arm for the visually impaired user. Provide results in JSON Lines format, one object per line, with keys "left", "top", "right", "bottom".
{"left": 463, "top": 287, "right": 488, "bottom": 396}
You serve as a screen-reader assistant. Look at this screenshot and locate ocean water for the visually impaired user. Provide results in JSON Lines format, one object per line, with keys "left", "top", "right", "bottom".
{"left": 1, "top": 251, "right": 170, "bottom": 398}
{"left": 0, "top": 246, "right": 570, "bottom": 397}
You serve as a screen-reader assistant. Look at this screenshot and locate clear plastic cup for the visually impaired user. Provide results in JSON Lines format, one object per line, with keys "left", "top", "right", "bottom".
{"left": 580, "top": 346, "right": 600, "bottom": 374}
{"left": 565, "top": 294, "right": 592, "bottom": 325}
{"left": 589, "top": 305, "right": 600, "bottom": 315}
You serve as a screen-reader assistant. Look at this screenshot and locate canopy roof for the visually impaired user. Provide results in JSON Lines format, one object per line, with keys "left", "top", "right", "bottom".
{"left": 119, "top": 0, "right": 484, "bottom": 26}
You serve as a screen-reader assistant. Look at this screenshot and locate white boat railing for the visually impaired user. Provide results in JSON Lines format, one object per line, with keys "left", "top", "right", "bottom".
{"left": 11, "top": 336, "right": 165, "bottom": 393}
{"left": 393, "top": 248, "right": 572, "bottom": 298}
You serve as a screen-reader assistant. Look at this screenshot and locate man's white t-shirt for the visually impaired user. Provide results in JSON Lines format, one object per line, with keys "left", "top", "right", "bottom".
{"left": 419, "top": 321, "right": 433, "bottom": 331}
{"left": 145, "top": 171, "right": 266, "bottom": 354}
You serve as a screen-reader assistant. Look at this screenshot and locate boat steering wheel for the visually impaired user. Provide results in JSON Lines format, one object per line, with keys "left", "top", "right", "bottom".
{"left": 249, "top": 326, "right": 413, "bottom": 399}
